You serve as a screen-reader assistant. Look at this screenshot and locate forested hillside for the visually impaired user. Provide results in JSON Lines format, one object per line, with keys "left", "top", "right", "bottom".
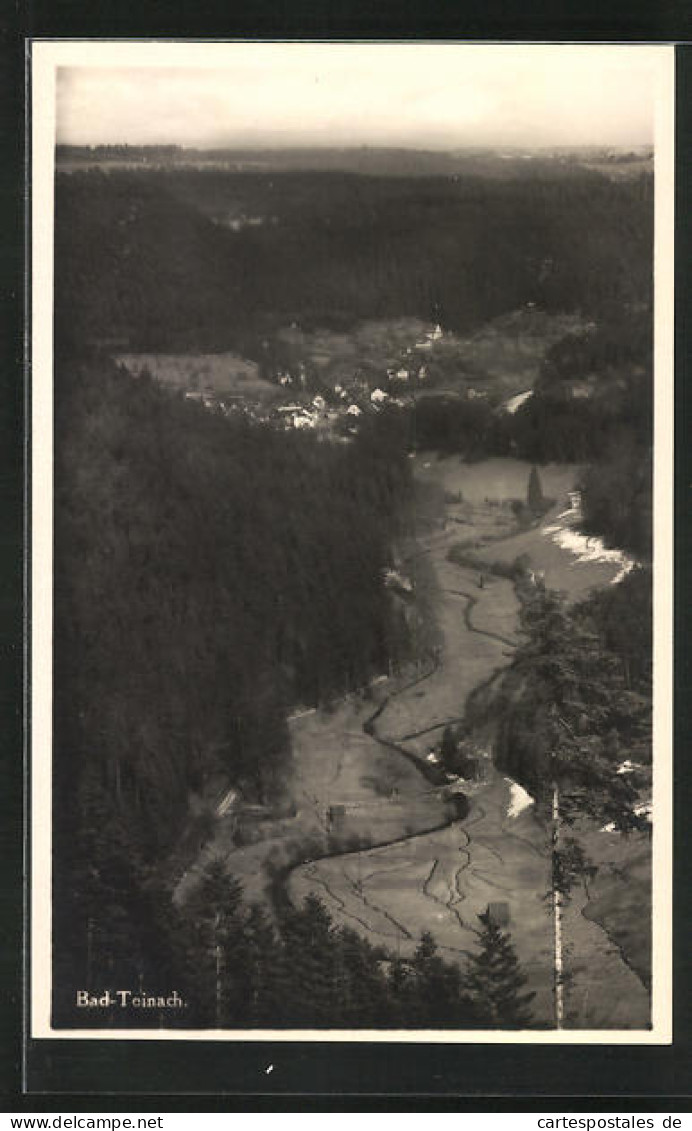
{"left": 55, "top": 168, "right": 654, "bottom": 562}
{"left": 530, "top": 314, "right": 653, "bottom": 555}
{"left": 55, "top": 169, "right": 653, "bottom": 355}
{"left": 52, "top": 359, "right": 414, "bottom": 1021}
{"left": 54, "top": 173, "right": 253, "bottom": 355}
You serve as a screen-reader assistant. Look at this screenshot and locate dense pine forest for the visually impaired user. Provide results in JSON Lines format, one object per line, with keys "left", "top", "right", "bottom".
{"left": 52, "top": 159, "right": 654, "bottom": 1028}
{"left": 55, "top": 169, "right": 652, "bottom": 354}
{"left": 53, "top": 359, "right": 418, "bottom": 1022}
{"left": 56, "top": 854, "right": 535, "bottom": 1030}
{"left": 55, "top": 168, "right": 654, "bottom": 558}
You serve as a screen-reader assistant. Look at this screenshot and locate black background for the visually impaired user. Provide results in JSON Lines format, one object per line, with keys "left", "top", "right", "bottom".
{"left": 3, "top": 0, "right": 692, "bottom": 1108}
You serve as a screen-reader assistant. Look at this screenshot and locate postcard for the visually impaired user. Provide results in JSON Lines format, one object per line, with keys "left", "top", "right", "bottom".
{"left": 29, "top": 40, "right": 674, "bottom": 1045}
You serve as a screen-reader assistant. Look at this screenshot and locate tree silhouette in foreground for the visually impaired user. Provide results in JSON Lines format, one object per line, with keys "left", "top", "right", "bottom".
{"left": 466, "top": 911, "right": 535, "bottom": 1029}
{"left": 171, "top": 863, "right": 534, "bottom": 1030}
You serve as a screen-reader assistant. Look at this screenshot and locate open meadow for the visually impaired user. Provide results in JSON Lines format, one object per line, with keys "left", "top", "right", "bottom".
{"left": 115, "top": 351, "right": 280, "bottom": 403}
{"left": 285, "top": 458, "right": 651, "bottom": 1028}
{"left": 173, "top": 454, "right": 650, "bottom": 1028}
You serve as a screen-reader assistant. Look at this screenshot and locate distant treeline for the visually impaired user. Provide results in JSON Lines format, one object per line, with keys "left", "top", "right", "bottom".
{"left": 55, "top": 143, "right": 652, "bottom": 178}
{"left": 53, "top": 358, "right": 414, "bottom": 1020}
{"left": 55, "top": 168, "right": 652, "bottom": 355}
{"left": 57, "top": 144, "right": 183, "bottom": 158}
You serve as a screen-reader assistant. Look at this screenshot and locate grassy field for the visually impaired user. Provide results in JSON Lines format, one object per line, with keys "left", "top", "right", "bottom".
{"left": 276, "top": 308, "right": 586, "bottom": 399}
{"left": 415, "top": 456, "right": 627, "bottom": 603}
{"left": 475, "top": 504, "right": 626, "bottom": 602}
{"left": 288, "top": 764, "right": 557, "bottom": 1023}
{"left": 175, "top": 690, "right": 453, "bottom": 909}
{"left": 115, "top": 351, "right": 280, "bottom": 403}
{"left": 376, "top": 562, "right": 518, "bottom": 758}
{"left": 414, "top": 455, "right": 580, "bottom": 507}
{"left": 276, "top": 317, "right": 433, "bottom": 382}
{"left": 561, "top": 857, "right": 651, "bottom": 1029}
{"left": 177, "top": 454, "right": 650, "bottom": 1029}
{"left": 287, "top": 462, "right": 650, "bottom": 1028}
{"left": 286, "top": 516, "right": 558, "bottom": 1024}
{"left": 577, "top": 821, "right": 652, "bottom": 989}
{"left": 287, "top": 697, "right": 451, "bottom": 845}
{"left": 427, "top": 309, "right": 588, "bottom": 400}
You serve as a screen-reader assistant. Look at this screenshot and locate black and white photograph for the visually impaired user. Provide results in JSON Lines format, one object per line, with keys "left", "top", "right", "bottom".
{"left": 30, "top": 41, "right": 674, "bottom": 1041}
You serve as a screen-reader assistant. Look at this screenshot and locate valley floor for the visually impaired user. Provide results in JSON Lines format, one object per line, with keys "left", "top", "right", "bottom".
{"left": 176, "top": 456, "right": 651, "bottom": 1030}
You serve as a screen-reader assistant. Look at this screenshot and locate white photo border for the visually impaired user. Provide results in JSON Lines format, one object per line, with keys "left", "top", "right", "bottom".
{"left": 29, "top": 38, "right": 675, "bottom": 1044}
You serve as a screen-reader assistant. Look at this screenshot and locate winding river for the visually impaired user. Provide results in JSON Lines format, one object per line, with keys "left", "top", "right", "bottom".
{"left": 285, "top": 462, "right": 650, "bottom": 1030}
{"left": 178, "top": 457, "right": 650, "bottom": 1029}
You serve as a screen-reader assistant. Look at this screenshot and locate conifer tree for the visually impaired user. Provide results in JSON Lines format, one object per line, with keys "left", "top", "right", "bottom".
{"left": 243, "top": 903, "right": 280, "bottom": 1025}
{"left": 466, "top": 912, "right": 535, "bottom": 1029}
{"left": 412, "top": 931, "right": 458, "bottom": 1027}
{"left": 184, "top": 859, "right": 250, "bottom": 1026}
{"left": 334, "top": 927, "right": 390, "bottom": 1028}
{"left": 439, "top": 725, "right": 458, "bottom": 772}
{"left": 273, "top": 895, "right": 339, "bottom": 1026}
{"left": 527, "top": 464, "right": 545, "bottom": 513}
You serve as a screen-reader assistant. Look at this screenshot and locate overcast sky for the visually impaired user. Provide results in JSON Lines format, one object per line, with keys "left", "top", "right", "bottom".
{"left": 55, "top": 44, "right": 661, "bottom": 149}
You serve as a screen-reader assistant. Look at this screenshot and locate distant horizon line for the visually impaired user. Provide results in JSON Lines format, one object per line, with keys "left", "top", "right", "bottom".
{"left": 55, "top": 141, "right": 654, "bottom": 153}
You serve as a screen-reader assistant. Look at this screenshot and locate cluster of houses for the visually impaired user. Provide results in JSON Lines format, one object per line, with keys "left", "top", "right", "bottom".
{"left": 139, "top": 321, "right": 451, "bottom": 437}
{"left": 272, "top": 322, "right": 442, "bottom": 395}
{"left": 270, "top": 389, "right": 400, "bottom": 436}
{"left": 263, "top": 323, "right": 451, "bottom": 435}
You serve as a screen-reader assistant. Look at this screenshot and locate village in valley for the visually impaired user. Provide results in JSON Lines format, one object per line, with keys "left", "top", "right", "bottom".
{"left": 49, "top": 43, "right": 660, "bottom": 1038}
{"left": 115, "top": 319, "right": 449, "bottom": 434}
{"left": 114, "top": 306, "right": 592, "bottom": 439}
